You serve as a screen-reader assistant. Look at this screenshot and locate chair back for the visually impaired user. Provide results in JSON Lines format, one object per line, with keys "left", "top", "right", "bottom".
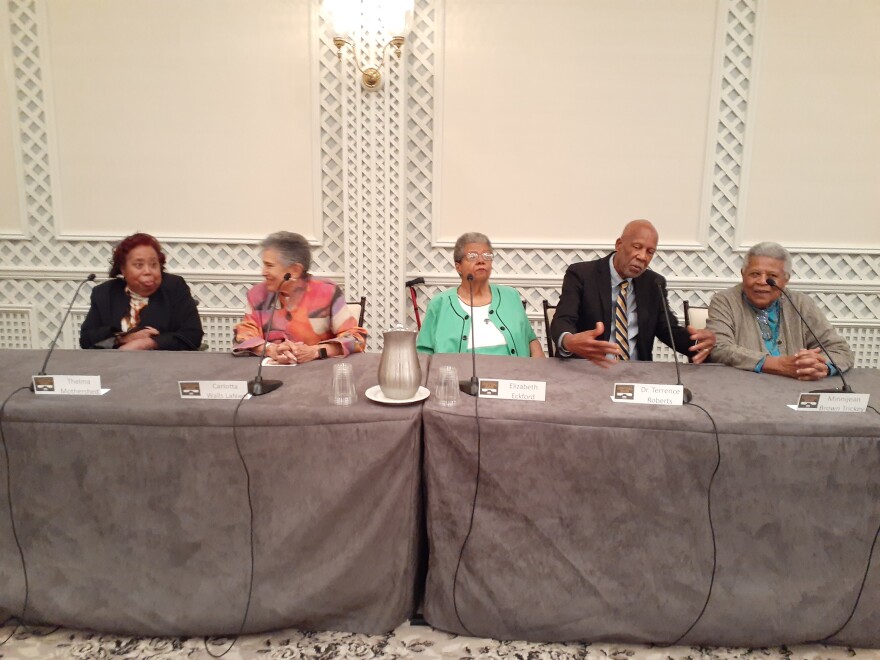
{"left": 346, "top": 296, "right": 367, "bottom": 327}
{"left": 683, "top": 301, "right": 709, "bottom": 330}
{"left": 542, "top": 300, "right": 557, "bottom": 357}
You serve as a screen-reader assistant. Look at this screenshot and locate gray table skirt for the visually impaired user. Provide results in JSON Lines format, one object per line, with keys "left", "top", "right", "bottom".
{"left": 422, "top": 354, "right": 880, "bottom": 647}
{"left": 0, "top": 350, "right": 424, "bottom": 636}
{"left": 3, "top": 349, "right": 879, "bottom": 646}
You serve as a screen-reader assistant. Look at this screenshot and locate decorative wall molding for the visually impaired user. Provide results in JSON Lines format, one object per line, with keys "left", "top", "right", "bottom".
{"left": 0, "top": 0, "right": 28, "bottom": 239}
{"left": 0, "top": 0, "right": 877, "bottom": 361}
{"left": 735, "top": 0, "right": 880, "bottom": 254}
{"left": 40, "top": 0, "right": 324, "bottom": 245}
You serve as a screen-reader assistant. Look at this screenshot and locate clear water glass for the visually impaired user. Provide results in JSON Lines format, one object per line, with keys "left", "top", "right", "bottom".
{"left": 329, "top": 362, "right": 357, "bottom": 405}
{"left": 435, "top": 365, "right": 459, "bottom": 407}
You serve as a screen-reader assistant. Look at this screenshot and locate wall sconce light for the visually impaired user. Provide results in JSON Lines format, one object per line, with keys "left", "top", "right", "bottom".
{"left": 324, "top": 0, "right": 413, "bottom": 91}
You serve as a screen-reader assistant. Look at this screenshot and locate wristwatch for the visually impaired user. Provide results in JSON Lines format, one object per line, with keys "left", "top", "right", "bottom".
{"left": 318, "top": 347, "right": 328, "bottom": 360}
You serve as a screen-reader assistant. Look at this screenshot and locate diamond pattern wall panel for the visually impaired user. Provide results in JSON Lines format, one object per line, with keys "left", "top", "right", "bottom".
{"left": 1, "top": 0, "right": 348, "bottom": 349}
{"left": 1, "top": 0, "right": 878, "bottom": 365}
{"left": 402, "top": 0, "right": 879, "bottom": 363}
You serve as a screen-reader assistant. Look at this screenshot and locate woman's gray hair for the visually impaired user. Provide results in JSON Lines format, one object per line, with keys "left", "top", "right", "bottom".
{"left": 744, "top": 241, "right": 792, "bottom": 276}
{"left": 261, "top": 231, "right": 311, "bottom": 273}
{"left": 453, "top": 232, "right": 492, "bottom": 263}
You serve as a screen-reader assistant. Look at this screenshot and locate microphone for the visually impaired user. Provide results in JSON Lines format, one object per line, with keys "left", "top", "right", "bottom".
{"left": 248, "top": 272, "right": 290, "bottom": 396}
{"left": 34, "top": 273, "right": 96, "bottom": 384}
{"left": 657, "top": 281, "right": 693, "bottom": 403}
{"left": 766, "top": 278, "right": 852, "bottom": 393}
{"left": 459, "top": 274, "right": 479, "bottom": 396}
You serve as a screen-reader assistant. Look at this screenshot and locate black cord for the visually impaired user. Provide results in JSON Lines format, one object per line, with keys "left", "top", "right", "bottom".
{"left": 0, "top": 386, "right": 31, "bottom": 648}
{"left": 658, "top": 400, "right": 721, "bottom": 647}
{"left": 451, "top": 391, "right": 482, "bottom": 637}
{"left": 803, "top": 401, "right": 880, "bottom": 641}
{"left": 808, "top": 511, "right": 880, "bottom": 643}
{"left": 804, "top": 401, "right": 880, "bottom": 640}
{"left": 204, "top": 392, "right": 256, "bottom": 658}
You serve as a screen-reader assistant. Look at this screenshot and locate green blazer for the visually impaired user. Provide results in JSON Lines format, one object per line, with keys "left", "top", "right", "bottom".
{"left": 416, "top": 284, "right": 537, "bottom": 357}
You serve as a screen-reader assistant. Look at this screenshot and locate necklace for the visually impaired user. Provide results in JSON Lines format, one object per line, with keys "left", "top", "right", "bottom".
{"left": 755, "top": 308, "right": 772, "bottom": 341}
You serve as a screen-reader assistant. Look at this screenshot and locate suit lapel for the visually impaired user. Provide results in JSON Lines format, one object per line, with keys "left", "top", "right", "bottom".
{"left": 110, "top": 280, "right": 130, "bottom": 327}
{"left": 633, "top": 273, "right": 656, "bottom": 358}
{"left": 140, "top": 285, "right": 165, "bottom": 329}
{"left": 595, "top": 257, "right": 613, "bottom": 341}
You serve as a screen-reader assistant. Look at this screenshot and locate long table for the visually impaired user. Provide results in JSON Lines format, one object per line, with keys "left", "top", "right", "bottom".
{"left": 0, "top": 349, "right": 424, "bottom": 636}
{"left": 422, "top": 354, "right": 880, "bottom": 647}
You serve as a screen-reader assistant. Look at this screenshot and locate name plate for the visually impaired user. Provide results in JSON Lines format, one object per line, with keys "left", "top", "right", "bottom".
{"left": 789, "top": 392, "right": 870, "bottom": 413}
{"left": 478, "top": 378, "right": 546, "bottom": 401}
{"left": 179, "top": 380, "right": 249, "bottom": 400}
{"left": 32, "top": 375, "right": 105, "bottom": 396}
{"left": 612, "top": 383, "right": 684, "bottom": 406}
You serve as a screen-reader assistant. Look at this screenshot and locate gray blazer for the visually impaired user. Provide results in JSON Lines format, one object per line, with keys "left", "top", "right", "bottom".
{"left": 706, "top": 284, "right": 854, "bottom": 372}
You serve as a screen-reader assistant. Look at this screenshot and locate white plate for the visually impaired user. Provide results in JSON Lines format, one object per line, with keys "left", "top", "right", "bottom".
{"left": 365, "top": 385, "right": 430, "bottom": 405}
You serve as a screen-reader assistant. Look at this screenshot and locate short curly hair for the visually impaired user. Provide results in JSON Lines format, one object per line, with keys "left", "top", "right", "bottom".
{"left": 744, "top": 241, "right": 792, "bottom": 277}
{"left": 260, "top": 231, "right": 312, "bottom": 274}
{"left": 453, "top": 232, "right": 492, "bottom": 263}
{"left": 109, "top": 233, "right": 167, "bottom": 278}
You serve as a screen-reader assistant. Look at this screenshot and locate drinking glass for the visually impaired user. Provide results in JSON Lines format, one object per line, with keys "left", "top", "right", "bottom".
{"left": 329, "top": 362, "right": 357, "bottom": 405}
{"left": 435, "top": 365, "right": 459, "bottom": 407}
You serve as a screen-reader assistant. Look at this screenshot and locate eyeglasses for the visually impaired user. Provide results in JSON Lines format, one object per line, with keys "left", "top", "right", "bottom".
{"left": 462, "top": 251, "right": 495, "bottom": 262}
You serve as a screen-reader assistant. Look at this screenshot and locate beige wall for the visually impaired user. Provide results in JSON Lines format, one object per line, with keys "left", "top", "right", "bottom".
{"left": 42, "top": 0, "right": 318, "bottom": 242}
{"left": 436, "top": 0, "right": 720, "bottom": 247}
{"left": 740, "top": 0, "right": 880, "bottom": 251}
{"left": 0, "top": 0, "right": 23, "bottom": 236}
{"left": 0, "top": 0, "right": 878, "bottom": 361}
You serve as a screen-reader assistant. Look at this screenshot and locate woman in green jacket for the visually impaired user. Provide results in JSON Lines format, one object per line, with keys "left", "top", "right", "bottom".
{"left": 416, "top": 232, "right": 545, "bottom": 358}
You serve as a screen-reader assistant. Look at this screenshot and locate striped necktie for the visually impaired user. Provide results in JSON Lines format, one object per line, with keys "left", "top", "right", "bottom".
{"left": 614, "top": 280, "right": 630, "bottom": 360}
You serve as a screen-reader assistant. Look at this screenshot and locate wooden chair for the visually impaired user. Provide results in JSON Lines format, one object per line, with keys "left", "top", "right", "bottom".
{"left": 542, "top": 300, "right": 557, "bottom": 357}
{"left": 346, "top": 296, "right": 367, "bottom": 327}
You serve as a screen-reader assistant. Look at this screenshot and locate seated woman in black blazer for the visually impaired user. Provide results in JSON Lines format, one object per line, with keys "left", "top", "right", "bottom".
{"left": 80, "top": 232, "right": 204, "bottom": 350}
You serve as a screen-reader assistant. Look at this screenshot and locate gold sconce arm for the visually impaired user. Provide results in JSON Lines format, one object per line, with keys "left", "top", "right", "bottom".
{"left": 333, "top": 36, "right": 406, "bottom": 90}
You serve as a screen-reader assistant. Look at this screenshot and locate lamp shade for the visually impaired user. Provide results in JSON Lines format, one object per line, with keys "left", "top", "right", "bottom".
{"left": 324, "top": 0, "right": 413, "bottom": 40}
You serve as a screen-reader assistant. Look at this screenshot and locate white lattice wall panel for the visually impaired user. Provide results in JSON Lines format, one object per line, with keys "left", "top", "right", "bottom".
{"left": 838, "top": 326, "right": 880, "bottom": 369}
{"left": 68, "top": 309, "right": 87, "bottom": 349}
{"left": 403, "top": 0, "right": 766, "bottom": 347}
{"left": 651, "top": 344, "right": 677, "bottom": 363}
{"left": 0, "top": 306, "right": 35, "bottom": 349}
{"left": 1, "top": 0, "right": 879, "bottom": 365}
{"left": 199, "top": 311, "right": 239, "bottom": 354}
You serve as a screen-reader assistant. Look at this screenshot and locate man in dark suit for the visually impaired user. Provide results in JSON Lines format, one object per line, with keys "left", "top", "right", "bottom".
{"left": 551, "top": 220, "right": 715, "bottom": 365}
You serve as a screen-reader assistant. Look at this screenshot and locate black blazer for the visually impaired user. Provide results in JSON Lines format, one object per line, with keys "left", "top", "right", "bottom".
{"left": 550, "top": 254, "right": 691, "bottom": 360}
{"left": 79, "top": 273, "right": 204, "bottom": 351}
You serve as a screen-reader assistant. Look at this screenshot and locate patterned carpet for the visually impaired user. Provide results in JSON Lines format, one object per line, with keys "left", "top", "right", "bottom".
{"left": 0, "top": 621, "right": 876, "bottom": 660}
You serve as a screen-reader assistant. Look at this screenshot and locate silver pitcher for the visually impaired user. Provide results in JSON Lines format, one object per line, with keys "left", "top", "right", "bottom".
{"left": 377, "top": 324, "right": 421, "bottom": 399}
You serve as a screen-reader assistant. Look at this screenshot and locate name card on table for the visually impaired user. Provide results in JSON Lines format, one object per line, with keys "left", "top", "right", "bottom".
{"left": 788, "top": 392, "right": 870, "bottom": 413}
{"left": 178, "top": 381, "right": 249, "bottom": 400}
{"left": 32, "top": 375, "right": 107, "bottom": 396}
{"left": 611, "top": 383, "right": 684, "bottom": 406}
{"left": 478, "top": 378, "right": 546, "bottom": 401}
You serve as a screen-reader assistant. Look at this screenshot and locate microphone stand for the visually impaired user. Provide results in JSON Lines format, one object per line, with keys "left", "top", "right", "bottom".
{"left": 657, "top": 281, "right": 693, "bottom": 403}
{"left": 766, "top": 278, "right": 852, "bottom": 393}
{"left": 459, "top": 274, "right": 479, "bottom": 396}
{"left": 31, "top": 273, "right": 96, "bottom": 391}
{"left": 248, "top": 273, "right": 290, "bottom": 396}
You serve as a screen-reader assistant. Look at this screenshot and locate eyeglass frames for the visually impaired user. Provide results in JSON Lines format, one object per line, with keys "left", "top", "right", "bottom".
{"left": 461, "top": 251, "right": 495, "bottom": 262}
